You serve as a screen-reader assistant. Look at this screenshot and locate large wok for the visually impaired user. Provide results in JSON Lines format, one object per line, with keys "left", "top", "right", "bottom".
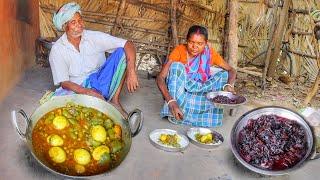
{"left": 11, "top": 94, "right": 143, "bottom": 179}
{"left": 230, "top": 106, "right": 314, "bottom": 176}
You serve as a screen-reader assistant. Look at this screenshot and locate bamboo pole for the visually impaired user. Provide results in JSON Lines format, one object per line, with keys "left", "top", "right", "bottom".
{"left": 117, "top": 0, "right": 168, "bottom": 13}
{"left": 283, "top": 48, "right": 317, "bottom": 59}
{"left": 238, "top": 68, "right": 262, "bottom": 77}
{"left": 227, "top": 0, "right": 239, "bottom": 69}
{"left": 132, "top": 39, "right": 168, "bottom": 47}
{"left": 223, "top": 0, "right": 230, "bottom": 60}
{"left": 267, "top": 0, "right": 290, "bottom": 78}
{"left": 304, "top": 70, "right": 320, "bottom": 105}
{"left": 289, "top": 9, "right": 309, "bottom": 15}
{"left": 170, "top": 0, "right": 179, "bottom": 47}
{"left": 291, "top": 31, "right": 313, "bottom": 36}
{"left": 239, "top": 0, "right": 260, "bottom": 3}
{"left": 304, "top": 27, "right": 320, "bottom": 105}
{"left": 111, "top": 0, "right": 126, "bottom": 36}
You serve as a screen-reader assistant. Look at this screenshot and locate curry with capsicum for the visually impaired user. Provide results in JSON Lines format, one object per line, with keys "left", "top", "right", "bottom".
{"left": 32, "top": 103, "right": 124, "bottom": 176}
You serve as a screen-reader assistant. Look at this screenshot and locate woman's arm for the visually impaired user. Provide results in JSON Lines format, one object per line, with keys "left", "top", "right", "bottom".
{"left": 156, "top": 61, "right": 173, "bottom": 102}
{"left": 156, "top": 60, "right": 184, "bottom": 120}
{"left": 61, "top": 81, "right": 104, "bottom": 99}
{"left": 218, "top": 61, "right": 236, "bottom": 86}
{"left": 218, "top": 61, "right": 237, "bottom": 93}
{"left": 210, "top": 47, "right": 237, "bottom": 93}
{"left": 211, "top": 50, "right": 236, "bottom": 93}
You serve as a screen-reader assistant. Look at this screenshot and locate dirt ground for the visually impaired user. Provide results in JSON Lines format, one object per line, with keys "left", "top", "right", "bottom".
{"left": 2, "top": 65, "right": 320, "bottom": 180}
{"left": 235, "top": 71, "right": 320, "bottom": 111}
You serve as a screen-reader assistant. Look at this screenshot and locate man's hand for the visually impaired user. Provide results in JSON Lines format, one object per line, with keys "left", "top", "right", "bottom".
{"left": 168, "top": 101, "right": 184, "bottom": 120}
{"left": 126, "top": 70, "right": 139, "bottom": 93}
{"left": 83, "top": 88, "right": 105, "bottom": 100}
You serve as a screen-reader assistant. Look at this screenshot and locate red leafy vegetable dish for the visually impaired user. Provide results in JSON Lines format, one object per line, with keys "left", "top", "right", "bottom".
{"left": 237, "top": 114, "right": 308, "bottom": 170}
{"left": 212, "top": 95, "right": 246, "bottom": 104}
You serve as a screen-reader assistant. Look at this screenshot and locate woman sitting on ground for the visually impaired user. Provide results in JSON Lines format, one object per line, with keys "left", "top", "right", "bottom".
{"left": 156, "top": 25, "right": 236, "bottom": 127}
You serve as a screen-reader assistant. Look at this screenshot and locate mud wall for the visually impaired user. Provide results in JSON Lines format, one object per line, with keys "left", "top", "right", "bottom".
{"left": 0, "top": 0, "right": 39, "bottom": 102}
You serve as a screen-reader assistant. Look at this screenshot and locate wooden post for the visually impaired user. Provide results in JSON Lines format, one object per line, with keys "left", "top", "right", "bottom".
{"left": 262, "top": 0, "right": 280, "bottom": 89}
{"left": 111, "top": 0, "right": 126, "bottom": 36}
{"left": 170, "top": 0, "right": 179, "bottom": 47}
{"left": 227, "top": 0, "right": 239, "bottom": 69}
{"left": 267, "top": 0, "right": 290, "bottom": 78}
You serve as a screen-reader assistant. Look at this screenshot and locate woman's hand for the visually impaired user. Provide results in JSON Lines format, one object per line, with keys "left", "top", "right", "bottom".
{"left": 83, "top": 88, "right": 105, "bottom": 100}
{"left": 126, "top": 70, "right": 139, "bottom": 93}
{"left": 224, "top": 85, "right": 236, "bottom": 94}
{"left": 168, "top": 101, "right": 184, "bottom": 120}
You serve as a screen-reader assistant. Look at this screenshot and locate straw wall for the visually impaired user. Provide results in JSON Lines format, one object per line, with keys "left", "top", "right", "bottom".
{"left": 39, "top": 0, "right": 320, "bottom": 82}
{"left": 238, "top": 0, "right": 320, "bottom": 82}
{"left": 39, "top": 0, "right": 226, "bottom": 72}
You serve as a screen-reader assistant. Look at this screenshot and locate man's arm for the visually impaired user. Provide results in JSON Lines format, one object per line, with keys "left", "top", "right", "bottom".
{"left": 123, "top": 41, "right": 139, "bottom": 93}
{"left": 61, "top": 81, "right": 104, "bottom": 99}
{"left": 91, "top": 31, "right": 139, "bottom": 92}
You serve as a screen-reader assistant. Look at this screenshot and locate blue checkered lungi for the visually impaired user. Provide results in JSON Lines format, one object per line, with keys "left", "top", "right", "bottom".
{"left": 160, "top": 62, "right": 228, "bottom": 127}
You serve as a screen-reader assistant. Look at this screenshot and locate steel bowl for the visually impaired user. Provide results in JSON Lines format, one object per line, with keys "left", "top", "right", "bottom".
{"left": 207, "top": 91, "right": 247, "bottom": 108}
{"left": 207, "top": 91, "right": 247, "bottom": 116}
{"left": 230, "top": 106, "right": 314, "bottom": 176}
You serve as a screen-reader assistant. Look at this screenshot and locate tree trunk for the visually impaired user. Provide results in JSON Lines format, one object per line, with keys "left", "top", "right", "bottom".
{"left": 227, "top": 0, "right": 239, "bottom": 69}
{"left": 111, "top": 0, "right": 126, "bottom": 36}
{"left": 267, "top": 0, "right": 290, "bottom": 78}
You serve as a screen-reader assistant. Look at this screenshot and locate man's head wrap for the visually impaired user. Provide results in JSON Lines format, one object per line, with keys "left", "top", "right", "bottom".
{"left": 53, "top": 2, "right": 81, "bottom": 31}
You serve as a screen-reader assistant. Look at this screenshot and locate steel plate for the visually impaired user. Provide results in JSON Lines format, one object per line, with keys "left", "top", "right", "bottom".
{"left": 149, "top": 129, "right": 189, "bottom": 152}
{"left": 187, "top": 128, "right": 223, "bottom": 149}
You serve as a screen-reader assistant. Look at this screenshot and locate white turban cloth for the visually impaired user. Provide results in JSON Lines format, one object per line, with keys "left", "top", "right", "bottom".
{"left": 53, "top": 2, "right": 81, "bottom": 31}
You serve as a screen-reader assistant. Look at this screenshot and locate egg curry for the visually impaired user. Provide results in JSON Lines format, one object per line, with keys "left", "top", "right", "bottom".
{"left": 32, "top": 103, "right": 124, "bottom": 176}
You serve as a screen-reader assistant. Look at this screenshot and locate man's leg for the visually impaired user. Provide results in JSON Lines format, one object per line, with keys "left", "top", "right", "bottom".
{"left": 88, "top": 47, "right": 129, "bottom": 118}
{"left": 110, "top": 71, "right": 128, "bottom": 118}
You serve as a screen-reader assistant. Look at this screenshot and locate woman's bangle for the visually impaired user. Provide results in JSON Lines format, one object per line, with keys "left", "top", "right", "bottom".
{"left": 223, "top": 83, "right": 234, "bottom": 90}
{"left": 167, "top": 99, "right": 176, "bottom": 106}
